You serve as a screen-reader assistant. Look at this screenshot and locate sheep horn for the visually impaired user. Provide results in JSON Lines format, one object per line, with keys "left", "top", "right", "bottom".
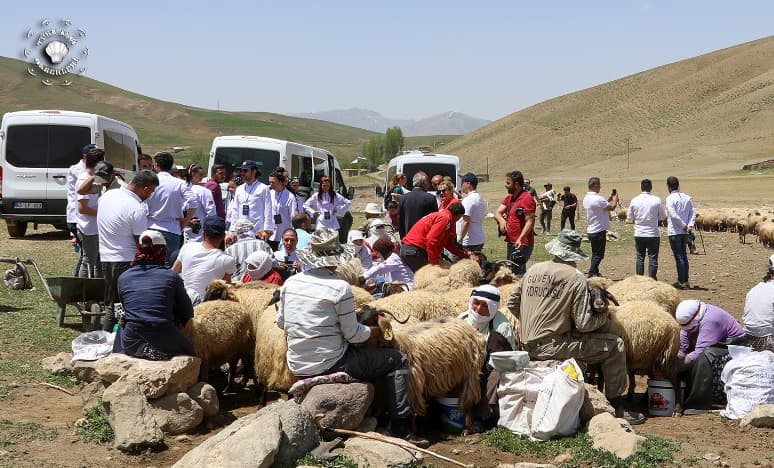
{"left": 358, "top": 305, "right": 411, "bottom": 324}
{"left": 604, "top": 290, "right": 619, "bottom": 306}
{"left": 267, "top": 289, "right": 282, "bottom": 306}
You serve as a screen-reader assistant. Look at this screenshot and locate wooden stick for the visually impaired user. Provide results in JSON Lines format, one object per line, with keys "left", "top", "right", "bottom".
{"left": 322, "top": 426, "right": 473, "bottom": 468}
{"left": 39, "top": 382, "right": 75, "bottom": 396}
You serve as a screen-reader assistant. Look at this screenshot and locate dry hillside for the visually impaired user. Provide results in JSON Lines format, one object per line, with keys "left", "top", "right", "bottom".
{"left": 446, "top": 35, "right": 774, "bottom": 180}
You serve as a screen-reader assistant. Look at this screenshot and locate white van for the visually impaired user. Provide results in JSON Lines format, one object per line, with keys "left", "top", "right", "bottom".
{"left": 384, "top": 150, "right": 461, "bottom": 191}
{"left": 207, "top": 135, "right": 354, "bottom": 234}
{"left": 208, "top": 135, "right": 353, "bottom": 199}
{"left": 0, "top": 110, "right": 141, "bottom": 237}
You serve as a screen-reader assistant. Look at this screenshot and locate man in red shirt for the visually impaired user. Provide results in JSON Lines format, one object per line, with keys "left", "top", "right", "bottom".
{"left": 494, "top": 171, "right": 536, "bottom": 274}
{"left": 400, "top": 202, "right": 473, "bottom": 272}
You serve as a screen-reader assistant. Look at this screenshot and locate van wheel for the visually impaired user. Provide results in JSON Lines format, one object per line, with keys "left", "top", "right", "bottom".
{"left": 6, "top": 221, "right": 28, "bottom": 238}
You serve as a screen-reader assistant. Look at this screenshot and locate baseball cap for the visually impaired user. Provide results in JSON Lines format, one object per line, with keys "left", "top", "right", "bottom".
{"left": 93, "top": 161, "right": 114, "bottom": 184}
{"left": 203, "top": 215, "right": 226, "bottom": 237}
{"left": 461, "top": 172, "right": 478, "bottom": 185}
{"left": 238, "top": 160, "right": 262, "bottom": 176}
{"left": 544, "top": 183, "right": 552, "bottom": 188}
{"left": 82, "top": 144, "right": 96, "bottom": 154}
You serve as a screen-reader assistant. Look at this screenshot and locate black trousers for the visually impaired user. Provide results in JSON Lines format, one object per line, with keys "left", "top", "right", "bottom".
{"left": 101, "top": 261, "right": 131, "bottom": 332}
{"left": 561, "top": 209, "right": 576, "bottom": 230}
{"left": 587, "top": 231, "right": 607, "bottom": 277}
{"left": 683, "top": 345, "right": 730, "bottom": 411}
{"left": 400, "top": 244, "right": 428, "bottom": 273}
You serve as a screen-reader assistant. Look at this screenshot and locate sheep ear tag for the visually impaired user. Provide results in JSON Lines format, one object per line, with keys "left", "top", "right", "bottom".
{"left": 382, "top": 327, "right": 394, "bottom": 341}
{"left": 377, "top": 315, "right": 394, "bottom": 341}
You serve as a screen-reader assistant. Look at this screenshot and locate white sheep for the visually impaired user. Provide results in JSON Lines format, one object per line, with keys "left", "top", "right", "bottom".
{"left": 368, "top": 290, "right": 458, "bottom": 321}
{"left": 181, "top": 299, "right": 255, "bottom": 392}
{"left": 607, "top": 275, "right": 680, "bottom": 315}
{"left": 412, "top": 264, "right": 449, "bottom": 290}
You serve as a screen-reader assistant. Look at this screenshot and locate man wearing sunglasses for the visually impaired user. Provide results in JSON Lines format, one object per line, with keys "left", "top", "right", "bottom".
{"left": 225, "top": 160, "right": 273, "bottom": 245}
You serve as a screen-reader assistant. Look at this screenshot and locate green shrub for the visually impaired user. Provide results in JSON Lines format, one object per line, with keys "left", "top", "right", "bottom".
{"left": 75, "top": 403, "right": 114, "bottom": 444}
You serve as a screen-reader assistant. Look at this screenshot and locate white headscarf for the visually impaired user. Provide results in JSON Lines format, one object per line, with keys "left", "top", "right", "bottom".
{"left": 466, "top": 285, "right": 501, "bottom": 325}
{"left": 676, "top": 299, "right": 707, "bottom": 331}
{"left": 245, "top": 251, "right": 273, "bottom": 280}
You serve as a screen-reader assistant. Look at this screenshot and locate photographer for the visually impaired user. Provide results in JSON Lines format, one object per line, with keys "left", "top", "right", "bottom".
{"left": 582, "top": 177, "right": 618, "bottom": 277}
{"left": 273, "top": 228, "right": 303, "bottom": 282}
{"left": 494, "top": 171, "right": 536, "bottom": 274}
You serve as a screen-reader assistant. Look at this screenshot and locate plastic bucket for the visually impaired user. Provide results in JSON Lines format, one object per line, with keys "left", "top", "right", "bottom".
{"left": 436, "top": 397, "right": 464, "bottom": 433}
{"left": 647, "top": 379, "right": 686, "bottom": 416}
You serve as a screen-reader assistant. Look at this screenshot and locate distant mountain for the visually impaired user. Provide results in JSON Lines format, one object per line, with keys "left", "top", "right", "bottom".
{"left": 295, "top": 108, "right": 490, "bottom": 136}
{"left": 408, "top": 111, "right": 491, "bottom": 137}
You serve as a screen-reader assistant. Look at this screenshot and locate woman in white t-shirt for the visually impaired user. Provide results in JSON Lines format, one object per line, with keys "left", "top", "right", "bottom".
{"left": 172, "top": 215, "right": 236, "bottom": 305}
{"left": 302, "top": 175, "right": 351, "bottom": 231}
{"left": 273, "top": 228, "right": 304, "bottom": 281}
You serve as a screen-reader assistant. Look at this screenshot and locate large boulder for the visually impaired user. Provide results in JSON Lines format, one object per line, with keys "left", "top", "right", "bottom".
{"left": 101, "top": 376, "right": 164, "bottom": 452}
{"left": 71, "top": 360, "right": 101, "bottom": 383}
{"left": 587, "top": 413, "right": 645, "bottom": 459}
{"left": 148, "top": 392, "right": 204, "bottom": 435}
{"left": 333, "top": 435, "right": 423, "bottom": 468}
{"left": 95, "top": 354, "right": 200, "bottom": 399}
{"left": 301, "top": 382, "right": 374, "bottom": 430}
{"left": 740, "top": 404, "right": 774, "bottom": 428}
{"left": 80, "top": 380, "right": 106, "bottom": 411}
{"left": 580, "top": 383, "right": 615, "bottom": 423}
{"left": 41, "top": 352, "right": 73, "bottom": 375}
{"left": 256, "top": 400, "right": 320, "bottom": 467}
{"left": 172, "top": 412, "right": 282, "bottom": 468}
{"left": 186, "top": 382, "right": 219, "bottom": 418}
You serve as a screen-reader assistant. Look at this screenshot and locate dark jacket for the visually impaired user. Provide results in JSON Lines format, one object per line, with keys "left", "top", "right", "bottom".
{"left": 398, "top": 187, "right": 438, "bottom": 238}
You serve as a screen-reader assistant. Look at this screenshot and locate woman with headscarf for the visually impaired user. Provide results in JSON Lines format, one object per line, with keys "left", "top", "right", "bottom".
{"left": 675, "top": 299, "right": 745, "bottom": 415}
{"left": 458, "top": 285, "right": 515, "bottom": 431}
{"left": 113, "top": 230, "right": 194, "bottom": 360}
{"left": 243, "top": 250, "right": 283, "bottom": 285}
{"left": 347, "top": 229, "right": 373, "bottom": 269}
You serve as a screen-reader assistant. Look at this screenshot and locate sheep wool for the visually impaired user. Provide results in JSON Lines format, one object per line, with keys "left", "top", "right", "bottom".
{"left": 335, "top": 257, "right": 363, "bottom": 286}
{"left": 253, "top": 305, "right": 297, "bottom": 392}
{"left": 182, "top": 299, "right": 255, "bottom": 387}
{"left": 447, "top": 259, "right": 482, "bottom": 289}
{"left": 351, "top": 285, "right": 374, "bottom": 309}
{"left": 368, "top": 290, "right": 457, "bottom": 322}
{"left": 412, "top": 264, "right": 449, "bottom": 290}
{"left": 607, "top": 275, "right": 680, "bottom": 315}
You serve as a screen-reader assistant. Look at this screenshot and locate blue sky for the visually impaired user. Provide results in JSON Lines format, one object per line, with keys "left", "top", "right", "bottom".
{"left": 1, "top": 1, "right": 773, "bottom": 121}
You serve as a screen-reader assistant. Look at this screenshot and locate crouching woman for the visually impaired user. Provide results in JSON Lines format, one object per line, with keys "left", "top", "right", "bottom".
{"left": 113, "top": 230, "right": 194, "bottom": 360}
{"left": 459, "top": 285, "right": 515, "bottom": 431}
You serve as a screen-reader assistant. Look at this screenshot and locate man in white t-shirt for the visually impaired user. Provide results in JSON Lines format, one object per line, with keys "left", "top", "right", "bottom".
{"left": 76, "top": 152, "right": 112, "bottom": 279}
{"left": 97, "top": 170, "right": 159, "bottom": 331}
{"left": 173, "top": 215, "right": 236, "bottom": 305}
{"left": 457, "top": 172, "right": 487, "bottom": 252}
{"left": 582, "top": 177, "right": 618, "bottom": 277}
{"left": 538, "top": 183, "right": 557, "bottom": 235}
{"left": 66, "top": 144, "right": 95, "bottom": 276}
{"left": 627, "top": 179, "right": 666, "bottom": 279}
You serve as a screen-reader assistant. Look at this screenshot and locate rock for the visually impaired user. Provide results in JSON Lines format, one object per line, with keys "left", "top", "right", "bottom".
{"left": 498, "top": 464, "right": 557, "bottom": 468}
{"left": 552, "top": 452, "right": 573, "bottom": 465}
{"left": 356, "top": 416, "right": 378, "bottom": 433}
{"left": 334, "top": 435, "right": 423, "bottom": 467}
{"left": 80, "top": 380, "right": 106, "bottom": 411}
{"left": 71, "top": 360, "right": 101, "bottom": 383}
{"left": 175, "top": 435, "right": 190, "bottom": 442}
{"left": 580, "top": 383, "right": 615, "bottom": 423}
{"left": 171, "top": 412, "right": 282, "bottom": 468}
{"left": 41, "top": 352, "right": 73, "bottom": 375}
{"left": 740, "top": 404, "right": 774, "bottom": 428}
{"left": 95, "top": 354, "right": 200, "bottom": 399}
{"left": 101, "top": 376, "right": 164, "bottom": 452}
{"left": 301, "top": 382, "right": 374, "bottom": 430}
{"left": 587, "top": 413, "right": 645, "bottom": 459}
{"left": 185, "top": 382, "right": 219, "bottom": 417}
{"left": 148, "top": 392, "right": 204, "bottom": 435}
{"left": 256, "top": 399, "right": 320, "bottom": 467}
{"left": 704, "top": 453, "right": 721, "bottom": 461}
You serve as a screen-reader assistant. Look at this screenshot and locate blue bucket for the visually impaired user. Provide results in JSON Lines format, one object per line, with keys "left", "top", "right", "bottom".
{"left": 436, "top": 397, "right": 464, "bottom": 434}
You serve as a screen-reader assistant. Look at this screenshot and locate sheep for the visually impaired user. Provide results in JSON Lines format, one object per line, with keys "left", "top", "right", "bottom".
{"left": 737, "top": 220, "right": 750, "bottom": 244}
{"left": 447, "top": 259, "right": 483, "bottom": 289}
{"left": 367, "top": 290, "right": 457, "bottom": 321}
{"left": 369, "top": 317, "right": 485, "bottom": 431}
{"left": 757, "top": 221, "right": 774, "bottom": 247}
{"left": 181, "top": 299, "right": 255, "bottom": 392}
{"left": 607, "top": 275, "right": 680, "bottom": 315}
{"left": 351, "top": 285, "right": 375, "bottom": 308}
{"left": 335, "top": 257, "right": 363, "bottom": 286}
{"left": 252, "top": 304, "right": 297, "bottom": 399}
{"left": 603, "top": 300, "right": 682, "bottom": 408}
{"left": 412, "top": 264, "right": 449, "bottom": 289}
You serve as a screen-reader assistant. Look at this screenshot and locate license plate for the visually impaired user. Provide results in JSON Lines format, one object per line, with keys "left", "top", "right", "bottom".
{"left": 13, "top": 202, "right": 43, "bottom": 209}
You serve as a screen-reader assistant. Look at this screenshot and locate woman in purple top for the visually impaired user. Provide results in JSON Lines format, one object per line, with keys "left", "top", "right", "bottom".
{"left": 676, "top": 300, "right": 745, "bottom": 415}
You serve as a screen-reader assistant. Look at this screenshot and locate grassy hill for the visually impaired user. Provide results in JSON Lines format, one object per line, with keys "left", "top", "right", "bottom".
{"left": 0, "top": 56, "right": 379, "bottom": 159}
{"left": 445, "top": 35, "right": 774, "bottom": 181}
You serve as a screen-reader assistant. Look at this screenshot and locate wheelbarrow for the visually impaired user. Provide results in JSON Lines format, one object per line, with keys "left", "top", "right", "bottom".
{"left": 24, "top": 259, "right": 106, "bottom": 329}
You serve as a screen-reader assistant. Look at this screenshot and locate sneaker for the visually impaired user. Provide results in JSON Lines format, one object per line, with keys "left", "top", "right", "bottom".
{"left": 682, "top": 408, "right": 708, "bottom": 416}
{"left": 615, "top": 408, "right": 646, "bottom": 425}
{"left": 402, "top": 432, "right": 430, "bottom": 448}
{"left": 672, "top": 281, "right": 691, "bottom": 290}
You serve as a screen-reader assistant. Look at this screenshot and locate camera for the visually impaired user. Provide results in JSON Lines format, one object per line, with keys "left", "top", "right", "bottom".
{"left": 611, "top": 189, "right": 617, "bottom": 196}
{"left": 190, "top": 217, "right": 202, "bottom": 234}
{"left": 515, "top": 207, "right": 524, "bottom": 216}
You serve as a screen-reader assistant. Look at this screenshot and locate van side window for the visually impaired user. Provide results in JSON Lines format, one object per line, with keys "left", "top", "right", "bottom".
{"left": 6, "top": 125, "right": 90, "bottom": 168}
{"left": 103, "top": 130, "right": 136, "bottom": 170}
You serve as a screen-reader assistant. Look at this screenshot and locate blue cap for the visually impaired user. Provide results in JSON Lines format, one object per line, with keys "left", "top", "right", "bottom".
{"left": 82, "top": 144, "right": 96, "bottom": 154}
{"left": 461, "top": 172, "right": 478, "bottom": 185}
{"left": 203, "top": 215, "right": 226, "bottom": 238}
{"left": 238, "top": 160, "right": 262, "bottom": 176}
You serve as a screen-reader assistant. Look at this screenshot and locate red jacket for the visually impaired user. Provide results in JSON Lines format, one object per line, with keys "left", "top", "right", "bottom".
{"left": 401, "top": 210, "right": 468, "bottom": 265}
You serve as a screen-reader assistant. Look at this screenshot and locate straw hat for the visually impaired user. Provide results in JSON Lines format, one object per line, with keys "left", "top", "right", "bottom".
{"left": 296, "top": 228, "right": 355, "bottom": 269}
{"left": 364, "top": 202, "right": 383, "bottom": 215}
{"left": 545, "top": 229, "right": 588, "bottom": 262}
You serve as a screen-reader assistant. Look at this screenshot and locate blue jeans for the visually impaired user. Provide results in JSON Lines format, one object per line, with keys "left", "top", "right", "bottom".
{"left": 155, "top": 230, "right": 182, "bottom": 267}
{"left": 668, "top": 234, "right": 690, "bottom": 283}
{"left": 634, "top": 236, "right": 660, "bottom": 279}
{"left": 587, "top": 231, "right": 607, "bottom": 277}
{"left": 507, "top": 243, "right": 534, "bottom": 275}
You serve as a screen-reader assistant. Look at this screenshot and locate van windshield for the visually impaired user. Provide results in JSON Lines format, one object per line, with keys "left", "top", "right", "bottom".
{"left": 402, "top": 163, "right": 457, "bottom": 187}
{"left": 214, "top": 147, "right": 280, "bottom": 184}
{"left": 5, "top": 125, "right": 91, "bottom": 168}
